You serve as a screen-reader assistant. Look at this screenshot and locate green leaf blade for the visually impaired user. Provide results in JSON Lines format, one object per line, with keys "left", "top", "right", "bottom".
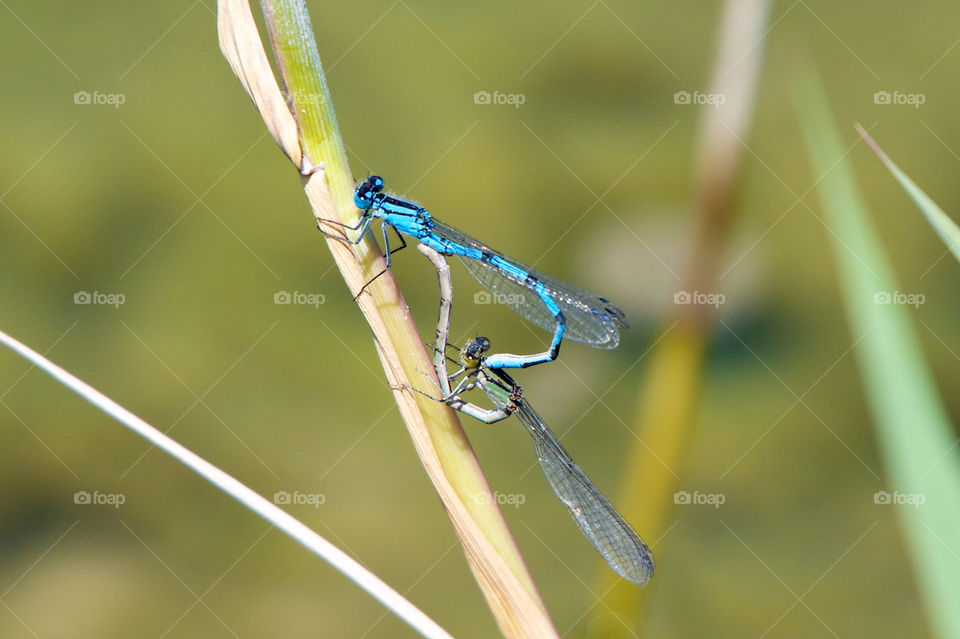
{"left": 856, "top": 123, "right": 960, "bottom": 264}
{"left": 797, "top": 75, "right": 960, "bottom": 639}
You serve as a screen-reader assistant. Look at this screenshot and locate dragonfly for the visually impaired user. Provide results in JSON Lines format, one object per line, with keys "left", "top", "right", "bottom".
{"left": 416, "top": 244, "right": 654, "bottom": 586}
{"left": 338, "top": 175, "right": 627, "bottom": 370}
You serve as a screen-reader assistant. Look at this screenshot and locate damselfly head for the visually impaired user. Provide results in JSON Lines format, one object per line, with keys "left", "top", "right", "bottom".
{"left": 460, "top": 336, "right": 490, "bottom": 367}
{"left": 353, "top": 175, "right": 385, "bottom": 209}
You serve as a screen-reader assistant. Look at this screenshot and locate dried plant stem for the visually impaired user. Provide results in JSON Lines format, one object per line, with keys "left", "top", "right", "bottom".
{"left": 219, "top": 1, "right": 556, "bottom": 636}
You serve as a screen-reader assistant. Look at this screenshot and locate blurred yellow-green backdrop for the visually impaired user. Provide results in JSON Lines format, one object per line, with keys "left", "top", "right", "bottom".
{"left": 2, "top": 1, "right": 959, "bottom": 637}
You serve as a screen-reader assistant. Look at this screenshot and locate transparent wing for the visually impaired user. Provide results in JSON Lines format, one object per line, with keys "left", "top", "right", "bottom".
{"left": 509, "top": 398, "right": 654, "bottom": 585}
{"left": 429, "top": 218, "right": 626, "bottom": 349}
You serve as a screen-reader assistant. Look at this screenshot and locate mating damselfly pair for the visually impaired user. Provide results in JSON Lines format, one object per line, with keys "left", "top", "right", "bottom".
{"left": 329, "top": 175, "right": 654, "bottom": 585}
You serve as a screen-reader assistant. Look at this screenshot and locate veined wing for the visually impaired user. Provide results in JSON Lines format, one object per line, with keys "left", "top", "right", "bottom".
{"left": 429, "top": 218, "right": 626, "bottom": 349}
{"left": 512, "top": 399, "right": 654, "bottom": 586}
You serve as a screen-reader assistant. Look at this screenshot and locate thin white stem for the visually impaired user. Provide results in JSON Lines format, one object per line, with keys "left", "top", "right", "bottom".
{"left": 0, "top": 328, "right": 453, "bottom": 639}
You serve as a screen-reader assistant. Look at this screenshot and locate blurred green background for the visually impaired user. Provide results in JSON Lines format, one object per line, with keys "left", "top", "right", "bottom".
{"left": 1, "top": 1, "right": 959, "bottom": 637}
